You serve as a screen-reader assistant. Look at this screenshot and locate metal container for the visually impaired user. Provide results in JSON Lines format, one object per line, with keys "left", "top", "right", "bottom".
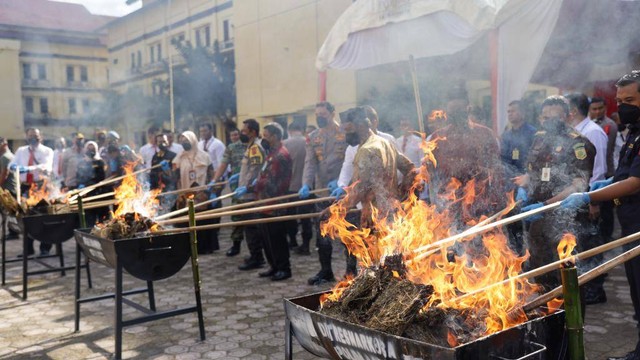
{"left": 284, "top": 292, "right": 566, "bottom": 360}
{"left": 21, "top": 212, "right": 79, "bottom": 244}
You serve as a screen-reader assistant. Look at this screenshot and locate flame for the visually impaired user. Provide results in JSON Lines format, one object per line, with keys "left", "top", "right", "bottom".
{"left": 557, "top": 233, "right": 577, "bottom": 261}
{"left": 320, "top": 137, "right": 547, "bottom": 341}
{"left": 320, "top": 275, "right": 355, "bottom": 307}
{"left": 24, "top": 179, "right": 67, "bottom": 207}
{"left": 428, "top": 110, "right": 447, "bottom": 122}
{"left": 112, "top": 163, "right": 161, "bottom": 219}
{"left": 447, "top": 330, "right": 458, "bottom": 347}
{"left": 546, "top": 297, "right": 564, "bottom": 312}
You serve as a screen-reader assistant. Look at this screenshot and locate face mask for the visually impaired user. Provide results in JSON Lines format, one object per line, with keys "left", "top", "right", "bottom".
{"left": 345, "top": 132, "right": 360, "bottom": 146}
{"left": 239, "top": 134, "right": 250, "bottom": 143}
{"left": 158, "top": 144, "right": 168, "bottom": 152}
{"left": 75, "top": 140, "right": 84, "bottom": 147}
{"left": 541, "top": 117, "right": 564, "bottom": 133}
{"left": 28, "top": 138, "right": 38, "bottom": 147}
{"left": 618, "top": 103, "right": 640, "bottom": 126}
{"left": 316, "top": 116, "right": 328, "bottom": 128}
{"left": 86, "top": 151, "right": 96, "bottom": 158}
{"left": 262, "top": 140, "right": 271, "bottom": 152}
{"left": 181, "top": 142, "right": 192, "bottom": 151}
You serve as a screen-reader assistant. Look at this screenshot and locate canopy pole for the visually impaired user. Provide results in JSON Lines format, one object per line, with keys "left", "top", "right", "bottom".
{"left": 489, "top": 29, "right": 499, "bottom": 134}
{"left": 318, "top": 71, "right": 327, "bottom": 101}
{"left": 409, "top": 55, "right": 425, "bottom": 135}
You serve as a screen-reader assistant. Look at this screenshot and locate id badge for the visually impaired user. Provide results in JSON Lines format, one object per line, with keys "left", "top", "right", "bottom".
{"left": 189, "top": 170, "right": 196, "bottom": 181}
{"left": 541, "top": 167, "right": 551, "bottom": 182}
{"left": 512, "top": 149, "right": 520, "bottom": 160}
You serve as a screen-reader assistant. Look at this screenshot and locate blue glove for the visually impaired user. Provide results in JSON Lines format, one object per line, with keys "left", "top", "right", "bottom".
{"left": 207, "top": 180, "right": 217, "bottom": 191}
{"left": 521, "top": 202, "right": 544, "bottom": 224}
{"left": 561, "top": 192, "right": 590, "bottom": 210}
{"left": 327, "top": 180, "right": 339, "bottom": 193}
{"left": 208, "top": 193, "right": 219, "bottom": 208}
{"left": 515, "top": 187, "right": 528, "bottom": 203}
{"left": 298, "top": 184, "right": 310, "bottom": 199}
{"left": 590, "top": 177, "right": 613, "bottom": 191}
{"left": 234, "top": 186, "right": 247, "bottom": 198}
{"left": 9, "top": 164, "right": 27, "bottom": 173}
{"left": 228, "top": 173, "right": 240, "bottom": 187}
{"left": 330, "top": 186, "right": 346, "bottom": 199}
{"left": 119, "top": 145, "right": 132, "bottom": 153}
{"left": 160, "top": 160, "right": 171, "bottom": 172}
{"left": 77, "top": 184, "right": 85, "bottom": 189}
{"left": 251, "top": 178, "right": 257, "bottom": 187}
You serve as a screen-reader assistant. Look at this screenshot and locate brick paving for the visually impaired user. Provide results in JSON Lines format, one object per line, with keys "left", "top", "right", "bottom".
{"left": 0, "top": 218, "right": 637, "bottom": 359}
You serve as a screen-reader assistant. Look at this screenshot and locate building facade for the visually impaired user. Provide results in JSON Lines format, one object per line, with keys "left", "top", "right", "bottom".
{"left": 0, "top": 0, "right": 111, "bottom": 143}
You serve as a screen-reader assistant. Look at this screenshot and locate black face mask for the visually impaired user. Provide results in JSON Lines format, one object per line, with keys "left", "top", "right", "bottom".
{"left": 345, "top": 132, "right": 360, "bottom": 146}
{"left": 28, "top": 138, "right": 38, "bottom": 147}
{"left": 618, "top": 103, "right": 640, "bottom": 126}
{"left": 158, "top": 144, "right": 168, "bottom": 152}
{"left": 239, "top": 134, "right": 250, "bottom": 143}
{"left": 262, "top": 140, "right": 271, "bottom": 152}
{"left": 541, "top": 117, "right": 565, "bottom": 134}
{"left": 181, "top": 142, "right": 192, "bottom": 151}
{"left": 86, "top": 151, "right": 96, "bottom": 158}
{"left": 316, "top": 116, "right": 329, "bottom": 129}
{"left": 75, "top": 140, "right": 84, "bottom": 148}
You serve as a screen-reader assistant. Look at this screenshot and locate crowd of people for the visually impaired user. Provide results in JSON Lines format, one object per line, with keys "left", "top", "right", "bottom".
{"left": 2, "top": 70, "right": 640, "bottom": 359}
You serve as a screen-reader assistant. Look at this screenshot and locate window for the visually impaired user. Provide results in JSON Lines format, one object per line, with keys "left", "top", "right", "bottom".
{"left": 68, "top": 98, "right": 77, "bottom": 114}
{"left": 66, "top": 65, "right": 75, "bottom": 82}
{"left": 172, "top": 33, "right": 185, "bottom": 45}
{"left": 150, "top": 45, "right": 155, "bottom": 63}
{"left": 205, "top": 26, "right": 210, "bottom": 47}
{"left": 82, "top": 99, "right": 90, "bottom": 112}
{"left": 156, "top": 43, "right": 162, "bottom": 62}
{"left": 131, "top": 53, "right": 135, "bottom": 69}
{"left": 25, "top": 97, "right": 34, "bottom": 113}
{"left": 37, "top": 64, "right": 46, "bottom": 80}
{"left": 22, "top": 63, "right": 31, "bottom": 80}
{"left": 195, "top": 30, "right": 201, "bottom": 48}
{"left": 80, "top": 66, "right": 88, "bottom": 82}
{"left": 40, "top": 98, "right": 48, "bottom": 114}
{"left": 223, "top": 19, "right": 233, "bottom": 42}
{"left": 195, "top": 26, "right": 210, "bottom": 47}
{"left": 137, "top": 50, "right": 142, "bottom": 67}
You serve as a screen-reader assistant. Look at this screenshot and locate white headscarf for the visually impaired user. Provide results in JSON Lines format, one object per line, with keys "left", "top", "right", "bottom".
{"left": 84, "top": 141, "right": 101, "bottom": 160}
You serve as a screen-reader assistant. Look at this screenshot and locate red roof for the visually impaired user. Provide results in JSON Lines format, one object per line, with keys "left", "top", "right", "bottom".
{"left": 0, "top": 0, "right": 115, "bottom": 33}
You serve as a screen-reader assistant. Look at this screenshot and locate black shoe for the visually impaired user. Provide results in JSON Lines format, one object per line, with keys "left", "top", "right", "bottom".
{"left": 39, "top": 249, "right": 50, "bottom": 256}
{"left": 226, "top": 246, "right": 240, "bottom": 257}
{"left": 294, "top": 246, "right": 310, "bottom": 256}
{"left": 271, "top": 271, "right": 292, "bottom": 281}
{"left": 259, "top": 268, "right": 276, "bottom": 278}
{"left": 238, "top": 259, "right": 264, "bottom": 271}
{"left": 307, "top": 271, "right": 335, "bottom": 286}
{"left": 608, "top": 351, "right": 640, "bottom": 360}
{"left": 288, "top": 241, "right": 298, "bottom": 249}
{"left": 584, "top": 289, "right": 607, "bottom": 305}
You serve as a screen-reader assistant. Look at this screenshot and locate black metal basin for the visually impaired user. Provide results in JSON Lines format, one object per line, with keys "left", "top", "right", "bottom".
{"left": 21, "top": 212, "right": 79, "bottom": 244}
{"left": 284, "top": 292, "right": 566, "bottom": 360}
{"left": 74, "top": 229, "right": 191, "bottom": 282}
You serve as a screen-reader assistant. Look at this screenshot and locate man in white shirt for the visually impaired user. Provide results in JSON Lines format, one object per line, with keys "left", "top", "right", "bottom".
{"left": 60, "top": 132, "right": 85, "bottom": 190}
{"left": 164, "top": 130, "right": 183, "bottom": 156}
{"left": 138, "top": 126, "right": 160, "bottom": 169}
{"left": 198, "top": 123, "right": 225, "bottom": 171}
{"left": 395, "top": 118, "right": 423, "bottom": 168}
{"left": 51, "top": 137, "right": 66, "bottom": 182}
{"left": 566, "top": 93, "right": 607, "bottom": 185}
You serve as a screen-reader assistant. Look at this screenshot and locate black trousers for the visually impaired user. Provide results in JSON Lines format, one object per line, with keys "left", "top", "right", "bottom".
{"left": 617, "top": 203, "right": 640, "bottom": 352}
{"left": 260, "top": 220, "right": 290, "bottom": 273}
{"left": 21, "top": 183, "right": 52, "bottom": 254}
{"left": 285, "top": 191, "right": 314, "bottom": 246}
{"left": 241, "top": 208, "right": 264, "bottom": 262}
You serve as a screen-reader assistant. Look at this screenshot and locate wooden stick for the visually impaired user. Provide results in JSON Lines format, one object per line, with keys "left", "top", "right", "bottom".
{"left": 152, "top": 209, "right": 359, "bottom": 236}
{"left": 67, "top": 163, "right": 162, "bottom": 198}
{"left": 523, "top": 242, "right": 640, "bottom": 312}
{"left": 154, "top": 191, "right": 238, "bottom": 221}
{"left": 413, "top": 201, "right": 559, "bottom": 260}
{"left": 70, "top": 199, "right": 115, "bottom": 211}
{"left": 159, "top": 195, "right": 335, "bottom": 225}
{"left": 69, "top": 191, "right": 115, "bottom": 205}
{"left": 156, "top": 181, "right": 228, "bottom": 198}
{"left": 444, "top": 228, "right": 640, "bottom": 306}
{"left": 164, "top": 188, "right": 329, "bottom": 221}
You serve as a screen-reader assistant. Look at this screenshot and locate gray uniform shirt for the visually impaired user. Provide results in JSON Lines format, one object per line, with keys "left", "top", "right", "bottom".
{"left": 283, "top": 134, "right": 306, "bottom": 192}
{"left": 302, "top": 125, "right": 347, "bottom": 189}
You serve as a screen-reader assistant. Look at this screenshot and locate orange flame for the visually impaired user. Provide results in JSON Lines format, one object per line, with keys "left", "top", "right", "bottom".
{"left": 24, "top": 179, "right": 67, "bottom": 207}
{"left": 320, "top": 275, "right": 355, "bottom": 307}
{"left": 112, "top": 163, "right": 161, "bottom": 219}
{"left": 447, "top": 330, "right": 458, "bottom": 347}
{"left": 320, "top": 137, "right": 546, "bottom": 340}
{"left": 557, "top": 233, "right": 577, "bottom": 261}
{"left": 546, "top": 297, "right": 564, "bottom": 312}
{"left": 428, "top": 110, "right": 447, "bottom": 122}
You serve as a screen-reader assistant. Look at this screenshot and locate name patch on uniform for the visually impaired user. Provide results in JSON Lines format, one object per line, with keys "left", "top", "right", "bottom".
{"left": 512, "top": 149, "right": 519, "bottom": 160}
{"left": 555, "top": 146, "right": 563, "bottom": 153}
{"left": 541, "top": 167, "right": 551, "bottom": 182}
{"left": 573, "top": 143, "right": 587, "bottom": 160}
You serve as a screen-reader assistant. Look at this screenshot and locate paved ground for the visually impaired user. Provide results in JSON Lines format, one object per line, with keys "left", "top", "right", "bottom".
{"left": 0, "top": 217, "right": 638, "bottom": 359}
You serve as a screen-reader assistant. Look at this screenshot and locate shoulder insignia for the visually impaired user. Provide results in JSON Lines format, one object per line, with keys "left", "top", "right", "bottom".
{"left": 574, "top": 143, "right": 587, "bottom": 160}
{"left": 248, "top": 145, "right": 264, "bottom": 165}
{"left": 569, "top": 131, "right": 580, "bottom": 139}
{"left": 535, "top": 131, "right": 546, "bottom": 136}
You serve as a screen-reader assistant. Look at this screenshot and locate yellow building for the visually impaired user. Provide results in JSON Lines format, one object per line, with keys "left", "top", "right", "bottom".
{"left": 234, "top": 0, "right": 357, "bottom": 129}
{"left": 104, "top": 0, "right": 234, "bottom": 143}
{"left": 0, "top": 0, "right": 111, "bottom": 143}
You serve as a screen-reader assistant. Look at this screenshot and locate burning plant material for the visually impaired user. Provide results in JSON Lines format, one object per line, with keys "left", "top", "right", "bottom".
{"left": 91, "top": 212, "right": 164, "bottom": 239}
{"left": 0, "top": 188, "right": 22, "bottom": 215}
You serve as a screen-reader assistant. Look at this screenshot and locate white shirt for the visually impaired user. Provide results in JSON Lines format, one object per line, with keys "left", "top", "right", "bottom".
{"left": 138, "top": 143, "right": 157, "bottom": 169}
{"left": 52, "top": 149, "right": 64, "bottom": 180}
{"left": 575, "top": 117, "right": 608, "bottom": 185}
{"left": 395, "top": 133, "right": 423, "bottom": 167}
{"left": 9, "top": 143, "right": 54, "bottom": 183}
{"left": 198, "top": 137, "right": 225, "bottom": 171}
{"left": 337, "top": 131, "right": 396, "bottom": 187}
{"left": 168, "top": 143, "right": 184, "bottom": 156}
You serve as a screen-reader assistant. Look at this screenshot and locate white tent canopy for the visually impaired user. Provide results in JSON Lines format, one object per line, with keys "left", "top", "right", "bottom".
{"left": 316, "top": 0, "right": 564, "bottom": 132}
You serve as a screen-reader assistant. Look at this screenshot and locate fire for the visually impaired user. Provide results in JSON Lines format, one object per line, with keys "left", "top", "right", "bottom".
{"left": 546, "top": 297, "right": 564, "bottom": 312}
{"left": 320, "top": 138, "right": 546, "bottom": 342}
{"left": 320, "top": 275, "right": 355, "bottom": 307}
{"left": 24, "top": 179, "right": 67, "bottom": 207}
{"left": 557, "top": 233, "right": 577, "bottom": 261}
{"left": 112, "top": 163, "right": 161, "bottom": 219}
{"left": 428, "top": 109, "right": 447, "bottom": 122}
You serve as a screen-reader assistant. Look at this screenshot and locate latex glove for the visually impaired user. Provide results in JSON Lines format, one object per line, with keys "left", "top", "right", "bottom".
{"left": 515, "top": 187, "right": 528, "bottom": 203}
{"left": 327, "top": 180, "right": 339, "bottom": 193}
{"left": 330, "top": 186, "right": 346, "bottom": 199}
{"left": 9, "top": 164, "right": 27, "bottom": 173}
{"left": 77, "top": 184, "right": 85, "bottom": 189}
{"left": 160, "top": 160, "right": 171, "bottom": 172}
{"left": 298, "top": 184, "right": 310, "bottom": 199}
{"left": 208, "top": 193, "right": 218, "bottom": 208}
{"left": 589, "top": 177, "right": 613, "bottom": 191}
{"left": 561, "top": 192, "right": 590, "bottom": 210}
{"left": 228, "top": 173, "right": 240, "bottom": 187}
{"left": 207, "top": 180, "right": 217, "bottom": 192}
{"left": 521, "top": 202, "right": 544, "bottom": 224}
{"left": 234, "top": 186, "right": 247, "bottom": 198}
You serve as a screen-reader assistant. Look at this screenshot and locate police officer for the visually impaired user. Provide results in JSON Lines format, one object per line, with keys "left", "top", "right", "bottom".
{"left": 562, "top": 71, "right": 640, "bottom": 360}
{"left": 234, "top": 119, "right": 267, "bottom": 270}
{"left": 518, "top": 95, "right": 595, "bottom": 291}
{"left": 299, "top": 101, "right": 347, "bottom": 285}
